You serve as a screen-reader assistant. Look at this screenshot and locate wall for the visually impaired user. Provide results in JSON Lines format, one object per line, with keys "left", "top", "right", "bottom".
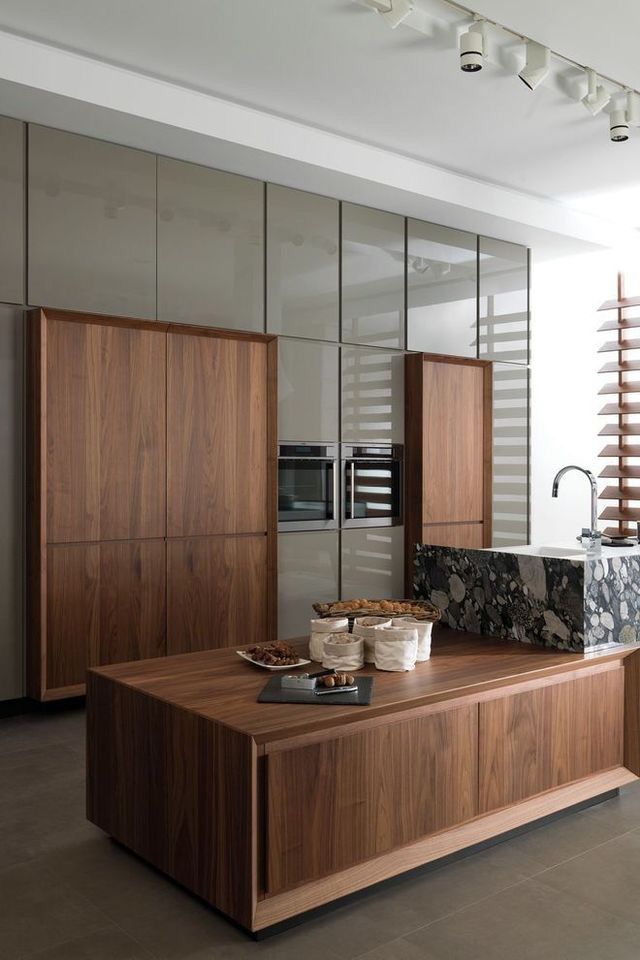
{"left": 530, "top": 249, "right": 640, "bottom": 544}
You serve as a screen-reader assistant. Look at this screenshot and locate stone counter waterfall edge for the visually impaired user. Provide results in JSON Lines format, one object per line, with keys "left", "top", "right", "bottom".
{"left": 413, "top": 545, "right": 640, "bottom": 651}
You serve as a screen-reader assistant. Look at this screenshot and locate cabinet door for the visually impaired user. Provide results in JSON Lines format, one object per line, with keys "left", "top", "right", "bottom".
{"left": 341, "top": 527, "right": 405, "bottom": 600}
{"left": 167, "top": 536, "right": 267, "bottom": 653}
{"left": 479, "top": 669, "right": 624, "bottom": 814}
{"left": 157, "top": 158, "right": 264, "bottom": 332}
{"left": 492, "top": 362, "right": 529, "bottom": 548}
{"left": 0, "top": 117, "right": 24, "bottom": 304}
{"left": 407, "top": 221, "right": 477, "bottom": 356}
{"left": 478, "top": 238, "right": 529, "bottom": 365}
{"left": 278, "top": 531, "right": 339, "bottom": 640}
{"left": 28, "top": 126, "right": 156, "bottom": 319}
{"left": 422, "top": 358, "right": 487, "bottom": 525}
{"left": 422, "top": 522, "right": 485, "bottom": 549}
{"left": 341, "top": 346, "right": 404, "bottom": 443}
{"left": 342, "top": 203, "right": 404, "bottom": 349}
{"left": 266, "top": 185, "right": 339, "bottom": 341}
{"left": 167, "top": 333, "right": 268, "bottom": 536}
{"left": 46, "top": 317, "right": 166, "bottom": 543}
{"left": 0, "top": 306, "right": 23, "bottom": 700}
{"left": 266, "top": 705, "right": 477, "bottom": 893}
{"left": 46, "top": 541, "right": 166, "bottom": 693}
{"left": 278, "top": 338, "right": 339, "bottom": 442}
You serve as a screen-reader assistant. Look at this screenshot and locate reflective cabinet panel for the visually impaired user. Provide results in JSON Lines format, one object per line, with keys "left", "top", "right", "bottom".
{"left": 278, "top": 338, "right": 339, "bottom": 442}
{"left": 266, "top": 184, "right": 339, "bottom": 341}
{"left": 407, "top": 221, "right": 477, "bottom": 356}
{"left": 341, "top": 527, "right": 405, "bottom": 601}
{"left": 157, "top": 158, "right": 263, "bottom": 331}
{"left": 28, "top": 126, "right": 156, "bottom": 319}
{"left": 492, "top": 362, "right": 529, "bottom": 548}
{"left": 278, "top": 531, "right": 339, "bottom": 640}
{"left": 0, "top": 117, "right": 24, "bottom": 305}
{"left": 342, "top": 347, "right": 404, "bottom": 444}
{"left": 342, "top": 203, "right": 404, "bottom": 349}
{"left": 479, "top": 237, "right": 529, "bottom": 365}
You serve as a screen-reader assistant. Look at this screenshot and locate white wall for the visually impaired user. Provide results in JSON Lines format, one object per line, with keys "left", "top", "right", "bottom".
{"left": 530, "top": 248, "right": 640, "bottom": 545}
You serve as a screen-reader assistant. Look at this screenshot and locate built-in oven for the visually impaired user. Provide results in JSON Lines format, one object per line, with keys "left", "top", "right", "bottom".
{"left": 278, "top": 443, "right": 339, "bottom": 531}
{"left": 341, "top": 444, "right": 403, "bottom": 528}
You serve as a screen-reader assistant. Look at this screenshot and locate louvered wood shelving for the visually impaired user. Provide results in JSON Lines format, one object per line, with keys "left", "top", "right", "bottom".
{"left": 597, "top": 274, "right": 640, "bottom": 538}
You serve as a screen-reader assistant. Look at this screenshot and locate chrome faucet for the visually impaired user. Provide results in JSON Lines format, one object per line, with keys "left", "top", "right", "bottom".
{"left": 551, "top": 465, "right": 601, "bottom": 551}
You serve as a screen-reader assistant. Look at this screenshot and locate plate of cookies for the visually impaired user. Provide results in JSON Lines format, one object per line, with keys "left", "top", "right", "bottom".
{"left": 237, "top": 641, "right": 311, "bottom": 671}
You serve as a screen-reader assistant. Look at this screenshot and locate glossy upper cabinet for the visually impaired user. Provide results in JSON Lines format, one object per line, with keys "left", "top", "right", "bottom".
{"left": 479, "top": 237, "right": 529, "bottom": 365}
{"left": 407, "top": 221, "right": 477, "bottom": 357}
{"left": 278, "top": 531, "right": 339, "bottom": 640}
{"left": 341, "top": 527, "right": 404, "bottom": 601}
{"left": 28, "top": 126, "right": 156, "bottom": 318}
{"left": 0, "top": 117, "right": 24, "bottom": 305}
{"left": 278, "top": 338, "right": 339, "bottom": 441}
{"left": 0, "top": 305, "right": 23, "bottom": 699}
{"left": 157, "top": 158, "right": 264, "bottom": 331}
{"left": 341, "top": 346, "right": 404, "bottom": 443}
{"left": 492, "top": 361, "right": 529, "bottom": 548}
{"left": 266, "top": 185, "right": 339, "bottom": 341}
{"left": 342, "top": 203, "right": 404, "bottom": 349}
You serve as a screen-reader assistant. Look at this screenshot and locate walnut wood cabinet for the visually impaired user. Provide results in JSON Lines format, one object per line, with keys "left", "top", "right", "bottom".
{"left": 27, "top": 308, "right": 276, "bottom": 700}
{"left": 405, "top": 353, "right": 493, "bottom": 592}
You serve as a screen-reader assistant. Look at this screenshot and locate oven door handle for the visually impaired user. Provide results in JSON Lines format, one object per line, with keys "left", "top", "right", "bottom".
{"left": 345, "top": 460, "right": 355, "bottom": 521}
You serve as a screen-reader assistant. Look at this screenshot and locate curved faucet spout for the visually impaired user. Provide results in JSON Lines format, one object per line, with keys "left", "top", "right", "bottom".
{"left": 551, "top": 465, "right": 599, "bottom": 536}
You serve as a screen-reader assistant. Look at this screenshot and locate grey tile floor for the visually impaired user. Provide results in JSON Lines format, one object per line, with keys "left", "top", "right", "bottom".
{"left": 3, "top": 707, "right": 640, "bottom": 959}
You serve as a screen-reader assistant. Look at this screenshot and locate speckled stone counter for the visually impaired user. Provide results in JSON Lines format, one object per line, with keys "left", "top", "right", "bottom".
{"left": 413, "top": 544, "right": 640, "bottom": 651}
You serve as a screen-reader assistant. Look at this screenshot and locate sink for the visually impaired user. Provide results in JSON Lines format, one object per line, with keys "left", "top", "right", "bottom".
{"left": 493, "top": 545, "right": 584, "bottom": 560}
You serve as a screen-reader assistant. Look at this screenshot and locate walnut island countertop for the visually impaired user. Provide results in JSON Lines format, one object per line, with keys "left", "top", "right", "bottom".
{"left": 87, "top": 626, "right": 640, "bottom": 933}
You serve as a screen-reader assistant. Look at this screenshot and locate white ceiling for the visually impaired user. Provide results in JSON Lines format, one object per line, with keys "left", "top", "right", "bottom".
{"left": 1, "top": 0, "right": 639, "bottom": 230}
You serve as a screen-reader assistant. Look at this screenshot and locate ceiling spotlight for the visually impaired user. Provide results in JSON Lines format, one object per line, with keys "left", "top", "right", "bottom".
{"left": 610, "top": 109, "right": 629, "bottom": 142}
{"left": 518, "top": 41, "right": 550, "bottom": 90}
{"left": 582, "top": 69, "right": 610, "bottom": 116}
{"left": 379, "top": 0, "right": 413, "bottom": 29}
{"left": 459, "top": 24, "right": 485, "bottom": 73}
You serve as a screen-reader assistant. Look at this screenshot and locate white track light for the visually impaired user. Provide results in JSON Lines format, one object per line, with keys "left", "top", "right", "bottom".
{"left": 610, "top": 109, "right": 629, "bottom": 142}
{"left": 379, "top": 0, "right": 413, "bottom": 29}
{"left": 518, "top": 42, "right": 550, "bottom": 90}
{"left": 582, "top": 69, "right": 610, "bottom": 115}
{"left": 627, "top": 90, "right": 640, "bottom": 126}
{"left": 459, "top": 25, "right": 484, "bottom": 73}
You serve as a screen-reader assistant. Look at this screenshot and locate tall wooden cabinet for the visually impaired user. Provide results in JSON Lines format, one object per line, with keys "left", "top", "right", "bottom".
{"left": 27, "top": 308, "right": 276, "bottom": 700}
{"left": 405, "top": 353, "right": 492, "bottom": 591}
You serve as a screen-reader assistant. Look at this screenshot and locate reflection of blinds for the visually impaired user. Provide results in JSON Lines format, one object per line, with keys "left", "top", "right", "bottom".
{"left": 597, "top": 277, "right": 640, "bottom": 538}
{"left": 478, "top": 294, "right": 528, "bottom": 364}
{"left": 492, "top": 364, "right": 529, "bottom": 546}
{"left": 342, "top": 350, "right": 397, "bottom": 442}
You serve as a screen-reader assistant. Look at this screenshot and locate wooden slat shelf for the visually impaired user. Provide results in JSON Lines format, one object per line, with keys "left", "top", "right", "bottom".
{"left": 602, "top": 526, "right": 637, "bottom": 538}
{"left": 598, "top": 294, "right": 640, "bottom": 311}
{"left": 600, "top": 465, "right": 640, "bottom": 479}
{"left": 599, "top": 382, "right": 640, "bottom": 395}
{"left": 599, "top": 506, "right": 640, "bottom": 521}
{"left": 599, "top": 444, "right": 640, "bottom": 458}
{"left": 599, "top": 360, "right": 640, "bottom": 374}
{"left": 599, "top": 402, "right": 640, "bottom": 416}
{"left": 599, "top": 424, "right": 640, "bottom": 437}
{"left": 598, "top": 316, "right": 640, "bottom": 332}
{"left": 599, "top": 339, "right": 640, "bottom": 353}
{"left": 599, "top": 486, "right": 640, "bottom": 501}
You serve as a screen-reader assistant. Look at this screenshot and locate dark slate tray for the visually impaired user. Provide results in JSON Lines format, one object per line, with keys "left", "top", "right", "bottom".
{"left": 258, "top": 675, "right": 374, "bottom": 706}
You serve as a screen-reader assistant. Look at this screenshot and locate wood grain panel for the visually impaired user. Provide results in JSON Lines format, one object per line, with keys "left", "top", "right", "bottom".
{"left": 167, "top": 334, "right": 267, "bottom": 536}
{"left": 422, "top": 522, "right": 485, "bottom": 548}
{"left": 167, "top": 535, "right": 268, "bottom": 654}
{"left": 47, "top": 543, "right": 99, "bottom": 690}
{"left": 624, "top": 649, "right": 640, "bottom": 776}
{"left": 266, "top": 705, "right": 477, "bottom": 894}
{"left": 479, "top": 669, "right": 624, "bottom": 813}
{"left": 423, "top": 359, "right": 485, "bottom": 524}
{"left": 86, "top": 672, "right": 257, "bottom": 929}
{"left": 92, "top": 540, "right": 166, "bottom": 666}
{"left": 46, "top": 316, "right": 166, "bottom": 543}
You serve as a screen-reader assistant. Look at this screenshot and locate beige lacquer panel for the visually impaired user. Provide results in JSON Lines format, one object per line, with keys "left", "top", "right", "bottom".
{"left": 341, "top": 346, "right": 404, "bottom": 443}
{"left": 277, "top": 531, "right": 339, "bottom": 640}
{"left": 278, "top": 338, "right": 339, "bottom": 442}
{"left": 0, "top": 117, "right": 24, "bottom": 305}
{"left": 157, "top": 157, "right": 264, "bottom": 331}
{"left": 28, "top": 126, "right": 156, "bottom": 318}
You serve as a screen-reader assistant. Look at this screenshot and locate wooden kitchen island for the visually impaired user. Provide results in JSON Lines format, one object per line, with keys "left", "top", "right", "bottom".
{"left": 87, "top": 628, "right": 640, "bottom": 934}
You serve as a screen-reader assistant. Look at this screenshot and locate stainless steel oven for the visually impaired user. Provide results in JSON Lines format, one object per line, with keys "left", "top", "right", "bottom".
{"left": 278, "top": 443, "right": 338, "bottom": 531}
{"left": 341, "top": 444, "right": 403, "bottom": 528}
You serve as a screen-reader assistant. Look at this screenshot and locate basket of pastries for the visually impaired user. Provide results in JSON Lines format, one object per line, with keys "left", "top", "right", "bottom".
{"left": 312, "top": 598, "right": 440, "bottom": 627}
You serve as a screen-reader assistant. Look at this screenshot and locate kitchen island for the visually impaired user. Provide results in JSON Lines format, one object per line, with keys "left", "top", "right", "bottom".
{"left": 86, "top": 628, "right": 640, "bottom": 934}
